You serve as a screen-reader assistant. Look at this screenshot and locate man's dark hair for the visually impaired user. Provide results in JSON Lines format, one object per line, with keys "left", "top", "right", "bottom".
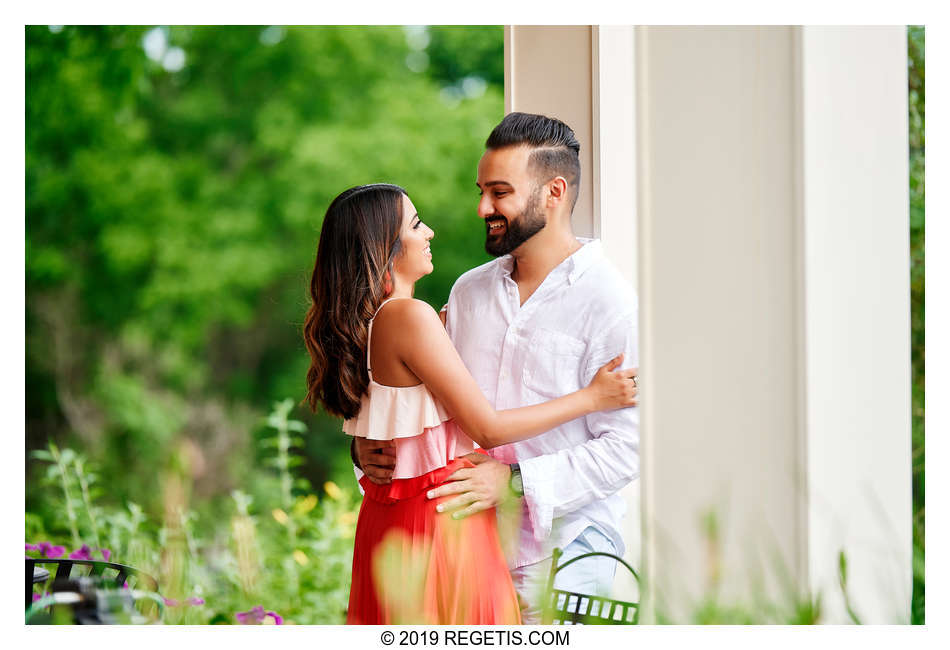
{"left": 485, "top": 112, "right": 581, "bottom": 208}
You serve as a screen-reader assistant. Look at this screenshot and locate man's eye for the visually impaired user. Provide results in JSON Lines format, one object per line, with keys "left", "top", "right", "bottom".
{"left": 494, "top": 191, "right": 507, "bottom": 197}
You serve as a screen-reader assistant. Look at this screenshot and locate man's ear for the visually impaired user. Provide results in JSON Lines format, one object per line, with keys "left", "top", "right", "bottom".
{"left": 547, "top": 176, "right": 569, "bottom": 207}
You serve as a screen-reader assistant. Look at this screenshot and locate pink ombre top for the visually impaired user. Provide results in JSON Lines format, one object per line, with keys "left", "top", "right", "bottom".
{"left": 343, "top": 299, "right": 475, "bottom": 479}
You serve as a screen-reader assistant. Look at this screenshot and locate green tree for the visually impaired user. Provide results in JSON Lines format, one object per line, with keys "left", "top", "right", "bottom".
{"left": 26, "top": 25, "right": 503, "bottom": 520}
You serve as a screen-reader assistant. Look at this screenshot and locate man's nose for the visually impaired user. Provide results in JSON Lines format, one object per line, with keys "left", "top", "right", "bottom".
{"left": 477, "top": 193, "right": 494, "bottom": 219}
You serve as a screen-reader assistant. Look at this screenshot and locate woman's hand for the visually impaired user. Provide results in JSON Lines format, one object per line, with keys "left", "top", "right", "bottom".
{"left": 585, "top": 354, "right": 638, "bottom": 411}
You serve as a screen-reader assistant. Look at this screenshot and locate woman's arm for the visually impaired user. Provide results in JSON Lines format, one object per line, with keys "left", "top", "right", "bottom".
{"left": 390, "top": 300, "right": 636, "bottom": 449}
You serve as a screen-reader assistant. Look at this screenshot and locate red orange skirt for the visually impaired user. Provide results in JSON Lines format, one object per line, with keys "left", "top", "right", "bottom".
{"left": 346, "top": 456, "right": 522, "bottom": 625}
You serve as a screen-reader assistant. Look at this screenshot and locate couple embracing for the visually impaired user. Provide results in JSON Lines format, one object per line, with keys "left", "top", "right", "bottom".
{"left": 303, "top": 112, "right": 640, "bottom": 624}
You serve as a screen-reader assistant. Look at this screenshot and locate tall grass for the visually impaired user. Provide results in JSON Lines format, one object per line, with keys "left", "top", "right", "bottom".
{"left": 27, "top": 401, "right": 358, "bottom": 624}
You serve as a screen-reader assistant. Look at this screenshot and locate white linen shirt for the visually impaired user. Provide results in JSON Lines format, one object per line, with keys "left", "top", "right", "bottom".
{"left": 445, "top": 238, "right": 640, "bottom": 569}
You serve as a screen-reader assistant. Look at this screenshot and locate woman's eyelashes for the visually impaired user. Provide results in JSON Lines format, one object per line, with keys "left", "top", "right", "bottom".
{"left": 412, "top": 217, "right": 423, "bottom": 230}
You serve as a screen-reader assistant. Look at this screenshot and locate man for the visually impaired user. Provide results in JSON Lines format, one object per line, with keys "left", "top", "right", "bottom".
{"left": 354, "top": 112, "right": 639, "bottom": 622}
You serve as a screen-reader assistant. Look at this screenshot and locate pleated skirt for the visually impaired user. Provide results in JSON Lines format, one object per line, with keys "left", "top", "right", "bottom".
{"left": 346, "top": 456, "right": 522, "bottom": 625}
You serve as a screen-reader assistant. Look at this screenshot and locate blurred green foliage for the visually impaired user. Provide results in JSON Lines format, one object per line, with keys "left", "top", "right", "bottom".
{"left": 27, "top": 405, "right": 361, "bottom": 624}
{"left": 907, "top": 25, "right": 924, "bottom": 626}
{"left": 26, "top": 26, "right": 502, "bottom": 519}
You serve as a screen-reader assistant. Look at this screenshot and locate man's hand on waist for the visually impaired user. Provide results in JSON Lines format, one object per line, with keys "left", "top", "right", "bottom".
{"left": 426, "top": 452, "right": 514, "bottom": 519}
{"left": 352, "top": 437, "right": 396, "bottom": 485}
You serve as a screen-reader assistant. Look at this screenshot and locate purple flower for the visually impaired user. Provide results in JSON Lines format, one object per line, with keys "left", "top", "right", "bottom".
{"left": 163, "top": 597, "right": 181, "bottom": 607}
{"left": 99, "top": 548, "right": 112, "bottom": 562}
{"left": 69, "top": 544, "right": 93, "bottom": 560}
{"left": 187, "top": 597, "right": 205, "bottom": 606}
{"left": 26, "top": 543, "right": 40, "bottom": 552}
{"left": 235, "top": 605, "right": 282, "bottom": 625}
{"left": 235, "top": 606, "right": 263, "bottom": 624}
{"left": 37, "top": 542, "right": 66, "bottom": 559}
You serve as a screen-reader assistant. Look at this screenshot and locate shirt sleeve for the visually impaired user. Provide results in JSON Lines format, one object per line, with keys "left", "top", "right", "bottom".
{"left": 352, "top": 462, "right": 366, "bottom": 496}
{"left": 444, "top": 283, "right": 459, "bottom": 340}
{"left": 516, "top": 310, "right": 640, "bottom": 541}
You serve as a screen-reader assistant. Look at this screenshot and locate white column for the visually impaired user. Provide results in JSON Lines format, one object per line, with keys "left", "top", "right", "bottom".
{"left": 800, "top": 26, "right": 912, "bottom": 624}
{"left": 635, "top": 26, "right": 807, "bottom": 621}
{"left": 635, "top": 25, "right": 911, "bottom": 623}
{"left": 592, "top": 26, "right": 638, "bottom": 287}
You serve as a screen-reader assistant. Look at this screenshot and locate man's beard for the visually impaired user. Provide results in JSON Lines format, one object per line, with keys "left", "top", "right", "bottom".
{"left": 484, "top": 188, "right": 547, "bottom": 257}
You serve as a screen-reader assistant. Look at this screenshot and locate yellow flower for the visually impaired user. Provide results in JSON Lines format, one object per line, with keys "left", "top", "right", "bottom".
{"left": 324, "top": 481, "right": 343, "bottom": 501}
{"left": 271, "top": 508, "right": 289, "bottom": 526}
{"left": 293, "top": 549, "right": 309, "bottom": 566}
{"left": 293, "top": 494, "right": 318, "bottom": 515}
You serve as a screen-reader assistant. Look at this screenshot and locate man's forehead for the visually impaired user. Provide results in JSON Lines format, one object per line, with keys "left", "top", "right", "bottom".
{"left": 477, "top": 145, "right": 531, "bottom": 183}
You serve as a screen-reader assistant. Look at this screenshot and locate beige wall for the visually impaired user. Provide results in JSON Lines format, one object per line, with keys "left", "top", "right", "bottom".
{"left": 505, "top": 26, "right": 595, "bottom": 238}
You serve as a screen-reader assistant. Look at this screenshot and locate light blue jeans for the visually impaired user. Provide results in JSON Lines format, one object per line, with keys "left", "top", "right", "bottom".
{"left": 509, "top": 526, "right": 618, "bottom": 624}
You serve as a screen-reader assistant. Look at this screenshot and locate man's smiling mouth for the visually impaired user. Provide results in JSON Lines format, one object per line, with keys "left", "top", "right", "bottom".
{"left": 486, "top": 217, "right": 507, "bottom": 234}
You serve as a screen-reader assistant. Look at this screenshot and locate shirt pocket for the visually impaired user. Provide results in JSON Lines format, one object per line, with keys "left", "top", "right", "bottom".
{"left": 523, "top": 328, "right": 587, "bottom": 400}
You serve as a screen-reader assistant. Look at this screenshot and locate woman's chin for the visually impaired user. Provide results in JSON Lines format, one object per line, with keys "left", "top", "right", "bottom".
{"left": 410, "top": 267, "right": 433, "bottom": 284}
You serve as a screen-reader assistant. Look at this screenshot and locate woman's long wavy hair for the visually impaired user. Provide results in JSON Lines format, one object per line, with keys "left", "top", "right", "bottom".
{"left": 303, "top": 183, "right": 406, "bottom": 419}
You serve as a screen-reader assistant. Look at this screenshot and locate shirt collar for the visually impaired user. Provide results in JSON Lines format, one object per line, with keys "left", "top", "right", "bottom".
{"left": 496, "top": 238, "right": 602, "bottom": 285}
{"left": 567, "top": 238, "right": 601, "bottom": 284}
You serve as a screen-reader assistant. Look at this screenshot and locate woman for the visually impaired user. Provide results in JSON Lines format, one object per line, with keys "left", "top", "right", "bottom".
{"left": 303, "top": 184, "right": 637, "bottom": 624}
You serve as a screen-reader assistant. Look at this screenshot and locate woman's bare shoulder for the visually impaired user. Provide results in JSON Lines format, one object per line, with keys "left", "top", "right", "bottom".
{"left": 375, "top": 298, "right": 441, "bottom": 328}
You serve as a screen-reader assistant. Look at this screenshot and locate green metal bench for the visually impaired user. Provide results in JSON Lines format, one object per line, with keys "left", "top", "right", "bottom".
{"left": 26, "top": 558, "right": 162, "bottom": 624}
{"left": 541, "top": 547, "right": 639, "bottom": 625}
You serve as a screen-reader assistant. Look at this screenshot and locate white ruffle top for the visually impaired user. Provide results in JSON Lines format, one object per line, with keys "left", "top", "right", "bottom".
{"left": 342, "top": 299, "right": 475, "bottom": 479}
